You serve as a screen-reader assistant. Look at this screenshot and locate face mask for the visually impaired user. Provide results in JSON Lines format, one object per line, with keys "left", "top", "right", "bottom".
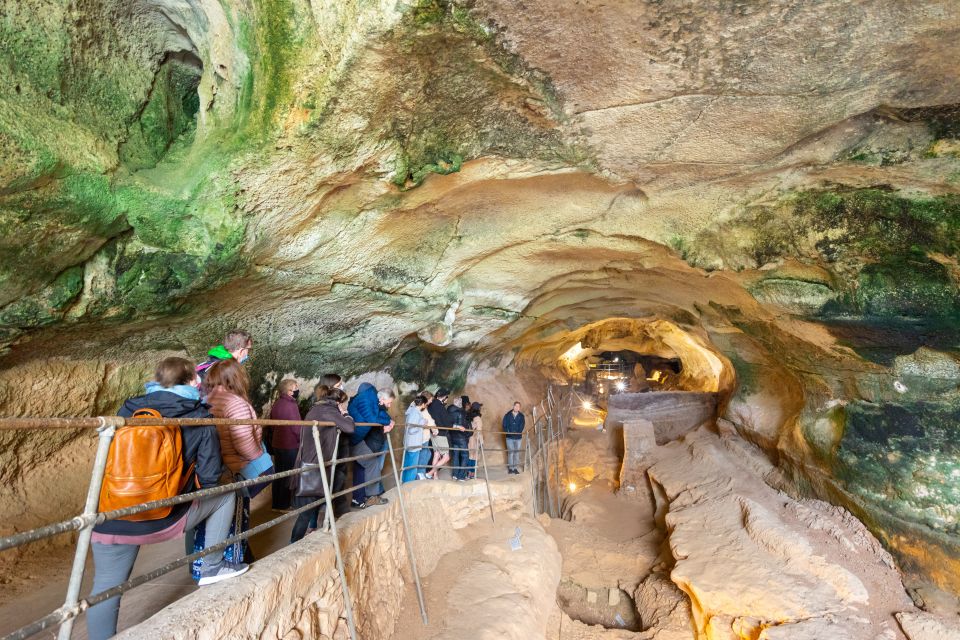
{"left": 292, "top": 389, "right": 300, "bottom": 399}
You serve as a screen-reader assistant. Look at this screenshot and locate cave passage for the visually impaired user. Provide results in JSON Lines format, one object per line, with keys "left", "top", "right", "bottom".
{"left": 582, "top": 349, "right": 685, "bottom": 399}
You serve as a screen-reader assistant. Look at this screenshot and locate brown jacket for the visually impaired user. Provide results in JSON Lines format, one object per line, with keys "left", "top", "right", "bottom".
{"left": 293, "top": 400, "right": 356, "bottom": 497}
{"left": 207, "top": 387, "right": 262, "bottom": 473}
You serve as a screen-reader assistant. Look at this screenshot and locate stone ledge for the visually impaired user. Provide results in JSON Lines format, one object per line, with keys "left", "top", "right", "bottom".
{"left": 116, "top": 477, "right": 529, "bottom": 640}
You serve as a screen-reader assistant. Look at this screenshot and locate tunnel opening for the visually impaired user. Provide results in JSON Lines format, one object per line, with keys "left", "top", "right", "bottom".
{"left": 583, "top": 349, "right": 685, "bottom": 400}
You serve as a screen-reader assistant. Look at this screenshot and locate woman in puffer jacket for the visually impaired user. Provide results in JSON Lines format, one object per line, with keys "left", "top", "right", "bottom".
{"left": 205, "top": 359, "right": 274, "bottom": 496}
{"left": 291, "top": 386, "right": 355, "bottom": 542}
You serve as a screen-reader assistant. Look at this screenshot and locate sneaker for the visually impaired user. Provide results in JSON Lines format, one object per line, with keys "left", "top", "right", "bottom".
{"left": 198, "top": 560, "right": 249, "bottom": 586}
{"left": 364, "top": 495, "right": 389, "bottom": 507}
{"left": 351, "top": 499, "right": 367, "bottom": 509}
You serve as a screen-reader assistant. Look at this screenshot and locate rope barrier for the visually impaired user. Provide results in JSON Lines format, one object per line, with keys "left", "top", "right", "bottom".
{"left": 0, "top": 394, "right": 567, "bottom": 640}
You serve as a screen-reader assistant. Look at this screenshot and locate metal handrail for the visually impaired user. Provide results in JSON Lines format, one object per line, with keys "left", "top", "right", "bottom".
{"left": 1, "top": 402, "right": 556, "bottom": 640}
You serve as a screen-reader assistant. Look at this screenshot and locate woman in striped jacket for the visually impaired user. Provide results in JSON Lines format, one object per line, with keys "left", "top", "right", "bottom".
{"left": 204, "top": 359, "right": 274, "bottom": 496}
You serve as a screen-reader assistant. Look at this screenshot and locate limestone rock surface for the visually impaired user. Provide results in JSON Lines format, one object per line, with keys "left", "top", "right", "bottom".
{"left": 648, "top": 428, "right": 917, "bottom": 639}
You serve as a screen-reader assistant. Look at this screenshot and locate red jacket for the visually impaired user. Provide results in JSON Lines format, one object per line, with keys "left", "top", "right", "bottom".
{"left": 270, "top": 394, "right": 302, "bottom": 450}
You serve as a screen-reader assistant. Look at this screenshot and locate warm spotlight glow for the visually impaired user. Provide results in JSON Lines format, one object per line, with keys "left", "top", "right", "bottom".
{"left": 615, "top": 381, "right": 626, "bottom": 391}
{"left": 568, "top": 482, "right": 577, "bottom": 492}
{"left": 562, "top": 341, "right": 584, "bottom": 361}
{"left": 582, "top": 401, "right": 592, "bottom": 410}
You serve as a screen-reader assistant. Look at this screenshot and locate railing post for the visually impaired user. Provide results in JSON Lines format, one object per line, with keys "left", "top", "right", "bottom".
{"left": 554, "top": 422, "right": 563, "bottom": 518}
{"left": 323, "top": 431, "right": 340, "bottom": 533}
{"left": 386, "top": 432, "right": 429, "bottom": 625}
{"left": 311, "top": 423, "right": 358, "bottom": 640}
{"left": 57, "top": 419, "right": 116, "bottom": 640}
{"left": 525, "top": 431, "right": 537, "bottom": 516}
{"left": 534, "top": 406, "right": 552, "bottom": 518}
{"left": 477, "top": 438, "right": 495, "bottom": 523}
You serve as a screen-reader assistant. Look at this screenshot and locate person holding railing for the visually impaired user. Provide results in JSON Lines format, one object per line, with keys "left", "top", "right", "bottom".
{"left": 87, "top": 357, "right": 248, "bottom": 640}
{"left": 502, "top": 401, "right": 525, "bottom": 474}
{"left": 315, "top": 374, "right": 350, "bottom": 517}
{"left": 290, "top": 386, "right": 355, "bottom": 542}
{"left": 347, "top": 384, "right": 395, "bottom": 507}
{"left": 426, "top": 388, "right": 453, "bottom": 478}
{"left": 447, "top": 396, "right": 469, "bottom": 481}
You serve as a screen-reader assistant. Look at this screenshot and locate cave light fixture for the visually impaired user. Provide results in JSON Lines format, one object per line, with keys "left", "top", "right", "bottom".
{"left": 582, "top": 400, "right": 593, "bottom": 410}
{"left": 615, "top": 380, "right": 626, "bottom": 392}
{"left": 568, "top": 482, "right": 578, "bottom": 492}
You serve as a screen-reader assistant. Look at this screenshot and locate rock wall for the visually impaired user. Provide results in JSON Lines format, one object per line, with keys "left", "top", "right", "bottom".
{"left": 115, "top": 477, "right": 539, "bottom": 640}
{"left": 647, "top": 428, "right": 918, "bottom": 640}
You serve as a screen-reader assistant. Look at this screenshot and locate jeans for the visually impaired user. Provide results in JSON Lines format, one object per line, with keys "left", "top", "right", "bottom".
{"left": 418, "top": 448, "right": 432, "bottom": 474}
{"left": 271, "top": 448, "right": 298, "bottom": 509}
{"left": 351, "top": 460, "right": 365, "bottom": 503}
{"left": 450, "top": 439, "right": 469, "bottom": 479}
{"left": 332, "top": 450, "right": 350, "bottom": 517}
{"left": 401, "top": 448, "right": 421, "bottom": 483}
{"left": 506, "top": 437, "right": 523, "bottom": 470}
{"left": 290, "top": 495, "right": 325, "bottom": 543}
{"left": 353, "top": 440, "right": 385, "bottom": 497}
{"left": 87, "top": 492, "right": 236, "bottom": 640}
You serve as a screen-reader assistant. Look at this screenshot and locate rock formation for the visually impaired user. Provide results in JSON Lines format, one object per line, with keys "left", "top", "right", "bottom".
{"left": 1, "top": 0, "right": 959, "bottom": 603}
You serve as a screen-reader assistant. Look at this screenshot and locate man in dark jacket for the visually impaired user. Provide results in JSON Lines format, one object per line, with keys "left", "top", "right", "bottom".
{"left": 347, "top": 383, "right": 395, "bottom": 507}
{"left": 87, "top": 357, "right": 246, "bottom": 640}
{"left": 447, "top": 396, "right": 469, "bottom": 480}
{"left": 502, "top": 401, "right": 526, "bottom": 474}
{"left": 427, "top": 388, "right": 452, "bottom": 429}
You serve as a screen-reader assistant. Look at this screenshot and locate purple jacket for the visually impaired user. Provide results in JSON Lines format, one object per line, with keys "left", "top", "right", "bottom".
{"left": 270, "top": 394, "right": 302, "bottom": 449}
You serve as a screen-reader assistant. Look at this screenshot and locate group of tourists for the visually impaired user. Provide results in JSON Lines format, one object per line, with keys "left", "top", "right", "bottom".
{"left": 86, "top": 329, "right": 527, "bottom": 640}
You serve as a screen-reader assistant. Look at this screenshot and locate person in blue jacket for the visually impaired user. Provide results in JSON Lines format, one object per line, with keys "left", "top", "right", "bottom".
{"left": 502, "top": 401, "right": 526, "bottom": 474}
{"left": 347, "top": 383, "right": 395, "bottom": 507}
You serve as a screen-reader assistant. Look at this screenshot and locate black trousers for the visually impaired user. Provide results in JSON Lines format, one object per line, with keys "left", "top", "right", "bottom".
{"left": 290, "top": 495, "right": 325, "bottom": 543}
{"left": 332, "top": 461, "right": 350, "bottom": 517}
{"left": 271, "top": 448, "right": 298, "bottom": 509}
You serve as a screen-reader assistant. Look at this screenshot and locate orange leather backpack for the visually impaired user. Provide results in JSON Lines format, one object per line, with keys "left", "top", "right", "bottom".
{"left": 99, "top": 408, "right": 189, "bottom": 521}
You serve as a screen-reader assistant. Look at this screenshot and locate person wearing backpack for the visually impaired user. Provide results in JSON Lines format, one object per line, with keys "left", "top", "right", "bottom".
{"left": 87, "top": 357, "right": 248, "bottom": 640}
